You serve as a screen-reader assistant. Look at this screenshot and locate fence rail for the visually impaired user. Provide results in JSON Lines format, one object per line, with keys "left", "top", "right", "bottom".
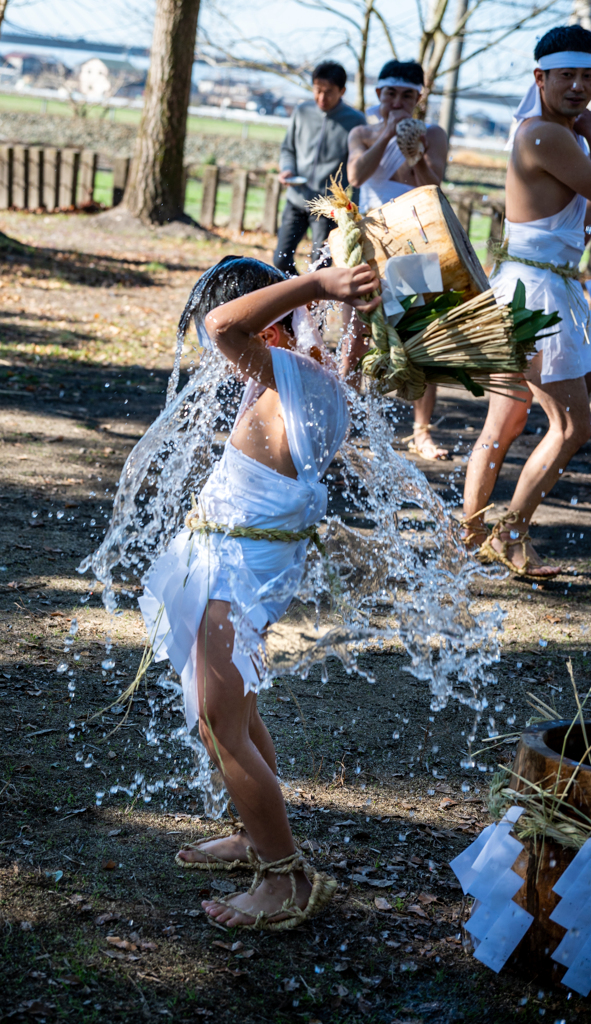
{"left": 0, "top": 144, "right": 505, "bottom": 246}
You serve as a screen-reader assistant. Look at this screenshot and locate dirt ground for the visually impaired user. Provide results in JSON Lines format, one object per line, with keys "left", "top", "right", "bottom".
{"left": 1, "top": 211, "right": 591, "bottom": 1024}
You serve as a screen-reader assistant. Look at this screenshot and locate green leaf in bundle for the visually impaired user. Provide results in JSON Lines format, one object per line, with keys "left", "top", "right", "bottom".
{"left": 397, "top": 291, "right": 464, "bottom": 341}
{"left": 512, "top": 309, "right": 561, "bottom": 343}
{"left": 511, "top": 280, "right": 526, "bottom": 312}
{"left": 444, "top": 367, "right": 485, "bottom": 397}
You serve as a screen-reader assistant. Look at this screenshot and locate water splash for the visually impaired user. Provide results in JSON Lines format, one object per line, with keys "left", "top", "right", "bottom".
{"left": 78, "top": 301, "right": 504, "bottom": 817}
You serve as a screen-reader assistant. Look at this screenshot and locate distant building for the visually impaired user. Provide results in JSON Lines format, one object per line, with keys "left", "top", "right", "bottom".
{"left": 2, "top": 51, "right": 69, "bottom": 85}
{"left": 78, "top": 57, "right": 146, "bottom": 101}
{"left": 196, "top": 77, "right": 283, "bottom": 115}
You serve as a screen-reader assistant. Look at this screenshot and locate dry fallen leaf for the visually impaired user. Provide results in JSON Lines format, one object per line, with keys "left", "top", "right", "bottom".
{"left": 236, "top": 948, "right": 255, "bottom": 959}
{"left": 417, "top": 893, "right": 438, "bottom": 905}
{"left": 107, "top": 936, "right": 137, "bottom": 951}
{"left": 438, "top": 798, "right": 457, "bottom": 810}
{"left": 107, "top": 828, "right": 121, "bottom": 836}
{"left": 212, "top": 940, "right": 243, "bottom": 953}
{"left": 101, "top": 859, "right": 117, "bottom": 871}
{"left": 434, "top": 783, "right": 452, "bottom": 794}
{"left": 407, "top": 904, "right": 429, "bottom": 919}
{"left": 95, "top": 912, "right": 118, "bottom": 925}
{"left": 374, "top": 897, "right": 391, "bottom": 911}
{"left": 140, "top": 940, "right": 158, "bottom": 951}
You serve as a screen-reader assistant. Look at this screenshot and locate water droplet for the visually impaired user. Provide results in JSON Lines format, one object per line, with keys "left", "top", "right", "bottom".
{"left": 56, "top": 662, "right": 68, "bottom": 674}
{"left": 101, "top": 659, "right": 115, "bottom": 671}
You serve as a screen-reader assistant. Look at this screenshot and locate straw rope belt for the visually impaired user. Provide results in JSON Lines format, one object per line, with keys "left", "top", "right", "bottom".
{"left": 490, "top": 243, "right": 580, "bottom": 282}
{"left": 185, "top": 504, "right": 326, "bottom": 555}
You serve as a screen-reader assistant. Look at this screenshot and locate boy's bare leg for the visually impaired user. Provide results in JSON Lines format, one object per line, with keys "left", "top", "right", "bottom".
{"left": 176, "top": 698, "right": 276, "bottom": 866}
{"left": 193, "top": 601, "right": 311, "bottom": 926}
{"left": 411, "top": 385, "right": 448, "bottom": 460}
{"left": 462, "top": 374, "right": 531, "bottom": 548}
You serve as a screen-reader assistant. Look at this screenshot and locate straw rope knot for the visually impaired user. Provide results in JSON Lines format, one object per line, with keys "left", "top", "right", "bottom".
{"left": 185, "top": 495, "right": 327, "bottom": 556}
{"left": 489, "top": 241, "right": 580, "bottom": 282}
{"left": 331, "top": 197, "right": 426, "bottom": 400}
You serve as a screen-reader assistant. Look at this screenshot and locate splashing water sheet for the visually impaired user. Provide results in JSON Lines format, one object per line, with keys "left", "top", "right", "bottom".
{"left": 75, "top": 295, "right": 505, "bottom": 816}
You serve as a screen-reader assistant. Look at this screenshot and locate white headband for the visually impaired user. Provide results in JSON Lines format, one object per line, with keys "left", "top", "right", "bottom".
{"left": 506, "top": 52, "right": 591, "bottom": 150}
{"left": 538, "top": 51, "right": 591, "bottom": 69}
{"left": 377, "top": 76, "right": 422, "bottom": 93}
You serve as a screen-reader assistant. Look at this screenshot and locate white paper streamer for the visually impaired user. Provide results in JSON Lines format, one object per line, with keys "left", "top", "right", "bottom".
{"left": 450, "top": 806, "right": 533, "bottom": 972}
{"left": 550, "top": 837, "right": 591, "bottom": 996}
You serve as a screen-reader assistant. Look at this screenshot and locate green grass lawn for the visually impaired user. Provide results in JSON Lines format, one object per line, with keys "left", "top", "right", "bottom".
{"left": 0, "top": 89, "right": 285, "bottom": 141}
{"left": 184, "top": 176, "right": 287, "bottom": 230}
{"left": 469, "top": 210, "right": 492, "bottom": 264}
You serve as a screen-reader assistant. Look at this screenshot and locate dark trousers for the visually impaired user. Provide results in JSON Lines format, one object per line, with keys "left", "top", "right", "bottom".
{"left": 273, "top": 199, "right": 333, "bottom": 275}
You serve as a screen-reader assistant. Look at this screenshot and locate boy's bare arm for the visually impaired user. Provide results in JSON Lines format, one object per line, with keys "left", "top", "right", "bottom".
{"left": 205, "top": 265, "right": 381, "bottom": 391}
{"left": 347, "top": 122, "right": 396, "bottom": 187}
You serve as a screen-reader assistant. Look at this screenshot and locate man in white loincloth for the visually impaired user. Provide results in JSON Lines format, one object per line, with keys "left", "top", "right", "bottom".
{"left": 463, "top": 25, "right": 591, "bottom": 577}
{"left": 346, "top": 60, "right": 449, "bottom": 461}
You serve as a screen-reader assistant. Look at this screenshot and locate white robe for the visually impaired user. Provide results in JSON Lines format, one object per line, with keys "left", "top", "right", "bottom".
{"left": 138, "top": 347, "right": 349, "bottom": 733}
{"left": 490, "top": 137, "right": 591, "bottom": 384}
{"left": 359, "top": 135, "right": 413, "bottom": 213}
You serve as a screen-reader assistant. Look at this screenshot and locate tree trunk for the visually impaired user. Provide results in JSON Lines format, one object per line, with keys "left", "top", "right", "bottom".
{"left": 356, "top": 0, "right": 374, "bottom": 112}
{"left": 123, "top": 0, "right": 200, "bottom": 224}
{"left": 438, "top": 0, "right": 469, "bottom": 138}
{"left": 0, "top": 0, "right": 10, "bottom": 33}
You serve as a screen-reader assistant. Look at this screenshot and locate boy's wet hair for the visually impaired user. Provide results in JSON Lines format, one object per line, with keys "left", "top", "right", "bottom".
{"left": 535, "top": 25, "right": 591, "bottom": 61}
{"left": 178, "top": 255, "right": 294, "bottom": 345}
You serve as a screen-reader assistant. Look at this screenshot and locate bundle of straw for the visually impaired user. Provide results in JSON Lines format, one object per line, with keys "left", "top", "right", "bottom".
{"left": 309, "top": 179, "right": 560, "bottom": 402}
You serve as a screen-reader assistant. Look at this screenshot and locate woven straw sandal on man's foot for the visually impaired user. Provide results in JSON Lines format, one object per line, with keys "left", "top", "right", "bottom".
{"left": 202, "top": 848, "right": 337, "bottom": 932}
{"left": 478, "top": 510, "right": 562, "bottom": 578}
{"left": 407, "top": 424, "right": 449, "bottom": 462}
{"left": 175, "top": 831, "right": 250, "bottom": 872}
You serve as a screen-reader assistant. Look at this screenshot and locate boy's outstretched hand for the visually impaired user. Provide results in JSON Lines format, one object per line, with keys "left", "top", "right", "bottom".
{"left": 317, "top": 264, "right": 382, "bottom": 313}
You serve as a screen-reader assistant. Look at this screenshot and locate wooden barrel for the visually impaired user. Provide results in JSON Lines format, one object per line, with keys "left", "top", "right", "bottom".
{"left": 328, "top": 184, "right": 489, "bottom": 300}
{"left": 507, "top": 720, "right": 591, "bottom": 980}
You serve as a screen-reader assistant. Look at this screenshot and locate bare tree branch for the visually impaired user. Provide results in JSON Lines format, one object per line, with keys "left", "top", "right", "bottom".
{"left": 372, "top": 6, "right": 399, "bottom": 59}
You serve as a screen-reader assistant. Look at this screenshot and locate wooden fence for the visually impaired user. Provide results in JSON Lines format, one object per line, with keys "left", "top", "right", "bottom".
{"left": 0, "top": 144, "right": 504, "bottom": 244}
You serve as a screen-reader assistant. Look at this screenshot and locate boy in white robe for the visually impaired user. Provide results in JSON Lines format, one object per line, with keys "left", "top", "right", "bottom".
{"left": 140, "top": 255, "right": 380, "bottom": 930}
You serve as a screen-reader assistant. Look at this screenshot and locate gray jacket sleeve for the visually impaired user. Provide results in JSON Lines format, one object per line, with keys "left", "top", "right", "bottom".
{"left": 280, "top": 110, "right": 298, "bottom": 175}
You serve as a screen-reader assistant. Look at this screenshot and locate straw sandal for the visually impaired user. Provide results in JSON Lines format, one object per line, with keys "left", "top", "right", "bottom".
{"left": 407, "top": 423, "right": 448, "bottom": 461}
{"left": 203, "top": 848, "right": 337, "bottom": 932}
{"left": 478, "top": 510, "right": 562, "bottom": 578}
{"left": 175, "top": 803, "right": 250, "bottom": 872}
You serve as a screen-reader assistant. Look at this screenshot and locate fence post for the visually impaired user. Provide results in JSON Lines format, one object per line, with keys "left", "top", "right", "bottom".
{"left": 229, "top": 169, "right": 248, "bottom": 233}
{"left": 43, "top": 148, "right": 60, "bottom": 211}
{"left": 12, "top": 145, "right": 29, "bottom": 209}
{"left": 200, "top": 164, "right": 218, "bottom": 229}
{"left": 456, "top": 194, "right": 473, "bottom": 237}
{"left": 0, "top": 146, "right": 13, "bottom": 209}
{"left": 262, "top": 173, "right": 281, "bottom": 235}
{"left": 28, "top": 147, "right": 43, "bottom": 209}
{"left": 488, "top": 200, "right": 505, "bottom": 248}
{"left": 77, "top": 150, "right": 97, "bottom": 206}
{"left": 59, "top": 149, "right": 80, "bottom": 208}
{"left": 112, "top": 157, "right": 130, "bottom": 206}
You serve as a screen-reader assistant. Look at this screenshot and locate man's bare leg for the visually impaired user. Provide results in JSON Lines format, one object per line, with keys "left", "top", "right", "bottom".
{"left": 489, "top": 366, "right": 591, "bottom": 574}
{"left": 176, "top": 698, "right": 276, "bottom": 866}
{"left": 462, "top": 375, "right": 531, "bottom": 548}
{"left": 412, "top": 385, "right": 448, "bottom": 460}
{"left": 191, "top": 601, "right": 312, "bottom": 926}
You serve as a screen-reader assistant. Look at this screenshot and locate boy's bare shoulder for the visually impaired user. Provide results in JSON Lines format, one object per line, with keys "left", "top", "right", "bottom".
{"left": 349, "top": 122, "right": 379, "bottom": 145}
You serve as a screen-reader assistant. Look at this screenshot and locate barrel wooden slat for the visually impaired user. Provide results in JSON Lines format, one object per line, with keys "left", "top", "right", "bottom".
{"left": 112, "top": 156, "right": 130, "bottom": 207}
{"left": 200, "top": 164, "right": 218, "bottom": 229}
{"left": 328, "top": 184, "right": 489, "bottom": 299}
{"left": 12, "top": 145, "right": 29, "bottom": 210}
{"left": 229, "top": 168, "right": 248, "bottom": 233}
{"left": 59, "top": 149, "right": 79, "bottom": 208}
{"left": 43, "top": 148, "right": 60, "bottom": 211}
{"left": 262, "top": 173, "right": 281, "bottom": 235}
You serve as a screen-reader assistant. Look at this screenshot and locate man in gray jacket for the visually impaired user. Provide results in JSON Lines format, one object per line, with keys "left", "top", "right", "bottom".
{"left": 274, "top": 61, "right": 365, "bottom": 274}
